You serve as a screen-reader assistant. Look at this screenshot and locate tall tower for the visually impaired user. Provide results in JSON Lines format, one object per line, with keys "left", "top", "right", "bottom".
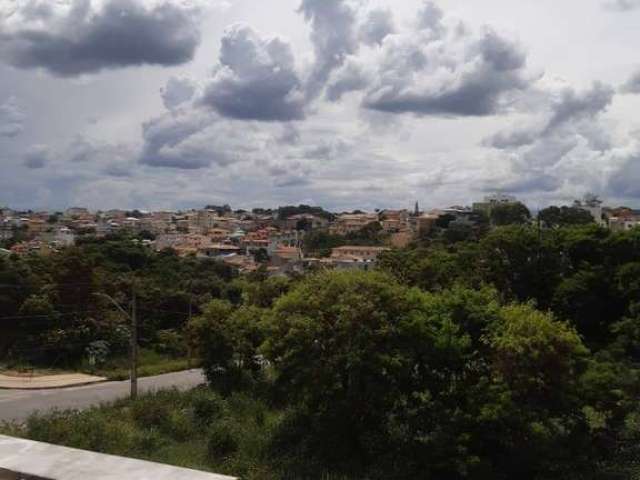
{"left": 414, "top": 201, "right": 420, "bottom": 216}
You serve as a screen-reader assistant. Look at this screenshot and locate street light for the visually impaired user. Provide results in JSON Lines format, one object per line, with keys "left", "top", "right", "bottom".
{"left": 93, "top": 290, "right": 137, "bottom": 400}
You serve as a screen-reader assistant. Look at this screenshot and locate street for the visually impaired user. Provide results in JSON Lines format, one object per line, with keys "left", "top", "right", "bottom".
{"left": 0, "top": 369, "right": 206, "bottom": 423}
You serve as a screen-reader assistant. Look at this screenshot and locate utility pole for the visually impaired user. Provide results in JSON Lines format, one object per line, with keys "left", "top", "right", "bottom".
{"left": 94, "top": 288, "right": 138, "bottom": 400}
{"left": 130, "top": 284, "right": 138, "bottom": 400}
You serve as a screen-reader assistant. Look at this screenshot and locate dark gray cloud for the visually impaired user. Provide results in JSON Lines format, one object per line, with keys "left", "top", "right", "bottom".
{"left": 0, "top": 0, "right": 202, "bottom": 76}
{"left": 278, "top": 123, "right": 301, "bottom": 145}
{"left": 486, "top": 82, "right": 614, "bottom": 155}
{"left": 273, "top": 174, "right": 311, "bottom": 188}
{"left": 359, "top": 8, "right": 395, "bottom": 46}
{"left": 299, "top": 0, "right": 358, "bottom": 99}
{"left": 609, "top": 153, "right": 640, "bottom": 197}
{"left": 200, "top": 23, "right": 305, "bottom": 121}
{"left": 483, "top": 82, "right": 615, "bottom": 196}
{"left": 543, "top": 82, "right": 614, "bottom": 133}
{"left": 363, "top": 28, "right": 530, "bottom": 117}
{"left": 67, "top": 136, "right": 135, "bottom": 176}
{"left": 303, "top": 139, "right": 349, "bottom": 160}
{"left": 489, "top": 172, "right": 563, "bottom": 194}
{"left": 23, "top": 144, "right": 50, "bottom": 169}
{"left": 326, "top": 58, "right": 369, "bottom": 101}
{"left": 139, "top": 111, "right": 219, "bottom": 169}
{"left": 161, "top": 76, "right": 197, "bottom": 110}
{"left": 520, "top": 135, "right": 579, "bottom": 167}
{"left": 621, "top": 69, "right": 640, "bottom": 94}
{"left": 603, "top": 0, "right": 640, "bottom": 10}
{"left": 484, "top": 129, "right": 537, "bottom": 149}
{"left": 416, "top": 1, "right": 444, "bottom": 33}
{"left": 0, "top": 96, "right": 25, "bottom": 137}
{"left": 138, "top": 108, "right": 272, "bottom": 170}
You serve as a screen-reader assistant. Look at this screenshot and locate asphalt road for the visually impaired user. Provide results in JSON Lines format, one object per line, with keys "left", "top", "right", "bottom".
{"left": 0, "top": 369, "right": 206, "bottom": 423}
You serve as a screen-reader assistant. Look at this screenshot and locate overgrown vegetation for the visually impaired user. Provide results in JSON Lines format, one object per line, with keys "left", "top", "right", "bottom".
{"left": 1, "top": 388, "right": 285, "bottom": 480}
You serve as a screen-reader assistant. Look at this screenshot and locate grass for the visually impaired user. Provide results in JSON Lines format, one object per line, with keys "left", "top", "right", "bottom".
{"left": 1, "top": 349, "right": 198, "bottom": 381}
{"left": 82, "top": 348, "right": 200, "bottom": 380}
{"left": 0, "top": 387, "right": 358, "bottom": 480}
{"left": 1, "top": 387, "right": 282, "bottom": 479}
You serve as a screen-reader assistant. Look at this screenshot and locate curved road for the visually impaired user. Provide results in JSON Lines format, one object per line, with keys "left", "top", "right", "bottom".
{"left": 0, "top": 369, "right": 206, "bottom": 423}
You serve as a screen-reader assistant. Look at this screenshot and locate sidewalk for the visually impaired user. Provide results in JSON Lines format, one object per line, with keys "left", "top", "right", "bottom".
{"left": 0, "top": 373, "right": 106, "bottom": 390}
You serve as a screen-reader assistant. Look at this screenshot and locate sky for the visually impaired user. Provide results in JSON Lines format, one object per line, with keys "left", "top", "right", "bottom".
{"left": 1, "top": 0, "right": 640, "bottom": 212}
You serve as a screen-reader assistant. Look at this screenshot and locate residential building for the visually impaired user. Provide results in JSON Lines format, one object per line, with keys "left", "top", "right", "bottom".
{"left": 329, "top": 213, "right": 379, "bottom": 235}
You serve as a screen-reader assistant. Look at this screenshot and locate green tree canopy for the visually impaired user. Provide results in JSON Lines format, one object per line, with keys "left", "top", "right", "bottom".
{"left": 538, "top": 205, "right": 594, "bottom": 228}
{"left": 491, "top": 202, "right": 531, "bottom": 226}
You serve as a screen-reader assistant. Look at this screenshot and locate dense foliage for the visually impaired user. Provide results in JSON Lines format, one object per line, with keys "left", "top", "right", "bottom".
{"left": 2, "top": 388, "right": 284, "bottom": 480}
{"left": 0, "top": 233, "right": 239, "bottom": 368}
{"left": 490, "top": 201, "right": 531, "bottom": 226}
{"left": 5, "top": 222, "right": 640, "bottom": 479}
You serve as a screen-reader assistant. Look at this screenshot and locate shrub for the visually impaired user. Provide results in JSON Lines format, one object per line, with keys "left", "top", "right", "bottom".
{"left": 207, "top": 422, "right": 238, "bottom": 458}
{"left": 155, "top": 329, "right": 187, "bottom": 357}
{"left": 191, "top": 388, "right": 224, "bottom": 427}
{"left": 131, "top": 396, "right": 172, "bottom": 432}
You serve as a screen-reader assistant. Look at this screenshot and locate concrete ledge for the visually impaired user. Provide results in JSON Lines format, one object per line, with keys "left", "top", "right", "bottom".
{"left": 0, "top": 435, "right": 235, "bottom": 480}
{"left": 0, "top": 374, "right": 106, "bottom": 390}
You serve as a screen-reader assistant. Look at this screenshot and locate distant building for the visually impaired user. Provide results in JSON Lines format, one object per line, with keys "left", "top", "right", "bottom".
{"left": 321, "top": 245, "right": 390, "bottom": 271}
{"left": 282, "top": 213, "right": 329, "bottom": 231}
{"left": 271, "top": 245, "right": 303, "bottom": 266}
{"left": 472, "top": 194, "right": 518, "bottom": 216}
{"left": 54, "top": 227, "right": 75, "bottom": 247}
{"left": 65, "top": 207, "right": 90, "bottom": 219}
{"left": 330, "top": 213, "right": 379, "bottom": 235}
{"left": 574, "top": 194, "right": 605, "bottom": 226}
{"left": 198, "top": 244, "right": 241, "bottom": 258}
{"left": 416, "top": 213, "right": 440, "bottom": 237}
{"left": 606, "top": 207, "right": 640, "bottom": 231}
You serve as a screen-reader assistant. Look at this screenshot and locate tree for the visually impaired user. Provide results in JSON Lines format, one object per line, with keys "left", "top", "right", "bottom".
{"left": 188, "top": 300, "right": 265, "bottom": 394}
{"left": 435, "top": 213, "right": 456, "bottom": 229}
{"left": 479, "top": 226, "right": 562, "bottom": 308}
{"left": 490, "top": 202, "right": 531, "bottom": 226}
{"left": 251, "top": 248, "right": 270, "bottom": 264}
{"left": 552, "top": 266, "right": 624, "bottom": 347}
{"left": 262, "top": 270, "right": 598, "bottom": 478}
{"left": 262, "top": 270, "right": 425, "bottom": 469}
{"left": 538, "top": 206, "right": 594, "bottom": 228}
{"left": 239, "top": 275, "right": 290, "bottom": 308}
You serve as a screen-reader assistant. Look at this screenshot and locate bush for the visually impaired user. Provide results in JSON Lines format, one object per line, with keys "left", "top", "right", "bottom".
{"left": 191, "top": 388, "right": 224, "bottom": 427}
{"left": 208, "top": 422, "right": 238, "bottom": 458}
{"left": 188, "top": 301, "right": 265, "bottom": 395}
{"left": 155, "top": 329, "right": 187, "bottom": 357}
{"left": 131, "top": 397, "right": 172, "bottom": 431}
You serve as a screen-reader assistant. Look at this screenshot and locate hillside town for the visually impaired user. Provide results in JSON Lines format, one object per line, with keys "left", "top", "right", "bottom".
{"left": 2, "top": 194, "right": 637, "bottom": 275}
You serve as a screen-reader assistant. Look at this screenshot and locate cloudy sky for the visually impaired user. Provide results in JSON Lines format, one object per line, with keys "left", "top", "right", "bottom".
{"left": 1, "top": 0, "right": 640, "bottom": 211}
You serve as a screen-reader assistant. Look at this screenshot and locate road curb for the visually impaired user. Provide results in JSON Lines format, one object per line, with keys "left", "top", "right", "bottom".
{"left": 0, "top": 379, "right": 108, "bottom": 391}
{"left": 0, "top": 375, "right": 107, "bottom": 390}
